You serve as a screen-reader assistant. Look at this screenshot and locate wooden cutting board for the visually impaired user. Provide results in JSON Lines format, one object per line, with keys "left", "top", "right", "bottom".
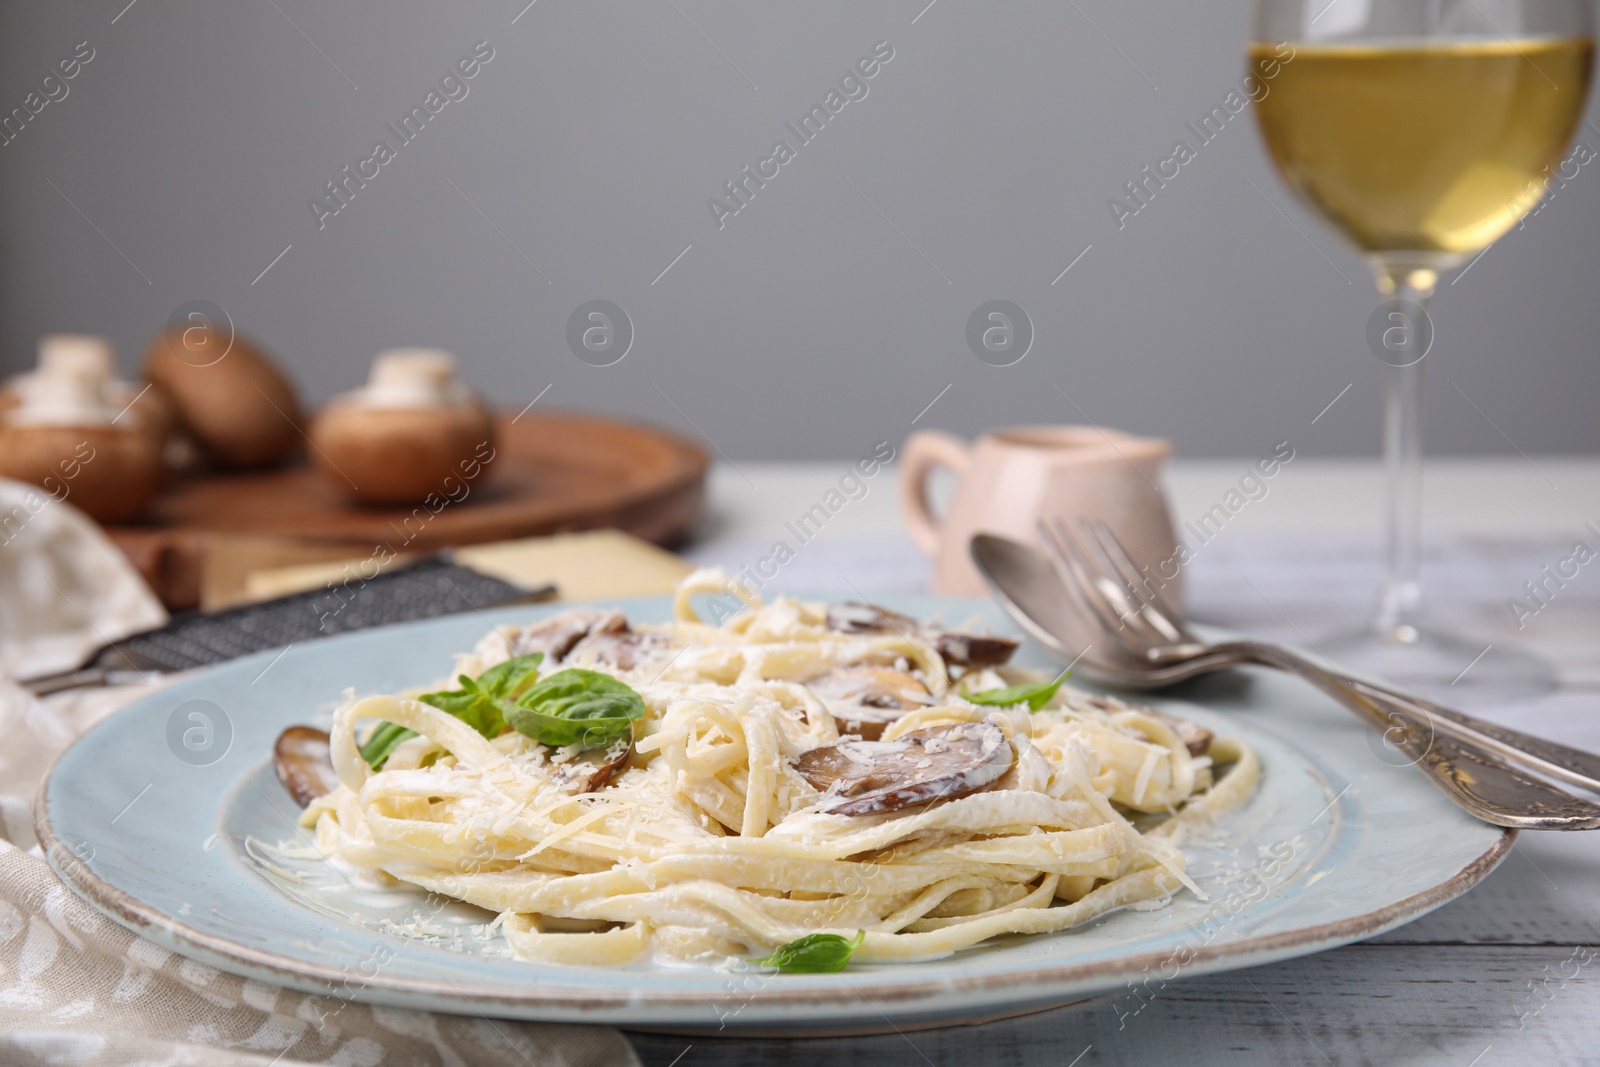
{"left": 223, "top": 530, "right": 695, "bottom": 610}
{"left": 106, "top": 410, "right": 708, "bottom": 609}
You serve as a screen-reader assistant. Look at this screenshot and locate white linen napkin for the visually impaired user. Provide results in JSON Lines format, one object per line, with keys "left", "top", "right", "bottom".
{"left": 0, "top": 478, "right": 167, "bottom": 682}
{"left": 0, "top": 483, "right": 640, "bottom": 1066}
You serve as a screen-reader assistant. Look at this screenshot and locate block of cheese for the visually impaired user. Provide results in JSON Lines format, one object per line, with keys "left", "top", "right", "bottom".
{"left": 234, "top": 529, "right": 691, "bottom": 607}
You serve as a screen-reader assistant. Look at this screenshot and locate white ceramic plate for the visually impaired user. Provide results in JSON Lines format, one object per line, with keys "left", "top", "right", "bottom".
{"left": 38, "top": 595, "right": 1510, "bottom": 1033}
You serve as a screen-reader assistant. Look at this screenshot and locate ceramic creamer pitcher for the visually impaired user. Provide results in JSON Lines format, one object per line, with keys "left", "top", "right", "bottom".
{"left": 899, "top": 425, "right": 1184, "bottom": 605}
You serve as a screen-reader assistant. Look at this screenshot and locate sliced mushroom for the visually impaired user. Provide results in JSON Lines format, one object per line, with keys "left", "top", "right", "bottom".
{"left": 1145, "top": 710, "right": 1213, "bottom": 758}
{"left": 806, "top": 666, "right": 931, "bottom": 740}
{"left": 828, "top": 708, "right": 905, "bottom": 742}
{"left": 568, "top": 629, "right": 668, "bottom": 671}
{"left": 1077, "top": 693, "right": 1213, "bottom": 758}
{"left": 826, "top": 601, "right": 919, "bottom": 636}
{"left": 825, "top": 601, "right": 1019, "bottom": 671}
{"left": 930, "top": 632, "right": 1019, "bottom": 671}
{"left": 793, "top": 721, "right": 1014, "bottom": 816}
{"left": 273, "top": 726, "right": 341, "bottom": 808}
{"left": 548, "top": 737, "right": 633, "bottom": 794}
{"left": 511, "top": 610, "right": 628, "bottom": 662}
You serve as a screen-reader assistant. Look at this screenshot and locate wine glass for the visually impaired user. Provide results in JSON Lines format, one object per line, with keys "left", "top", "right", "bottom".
{"left": 1249, "top": 0, "right": 1594, "bottom": 700}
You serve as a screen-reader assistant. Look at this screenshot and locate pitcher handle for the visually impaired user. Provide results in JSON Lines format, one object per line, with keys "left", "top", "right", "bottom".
{"left": 899, "top": 431, "right": 971, "bottom": 556}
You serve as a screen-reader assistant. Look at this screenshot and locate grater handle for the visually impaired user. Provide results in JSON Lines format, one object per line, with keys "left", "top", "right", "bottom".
{"left": 20, "top": 666, "right": 156, "bottom": 696}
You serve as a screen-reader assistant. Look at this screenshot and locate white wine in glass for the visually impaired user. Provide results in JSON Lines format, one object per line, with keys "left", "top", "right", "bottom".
{"left": 1249, "top": 1, "right": 1594, "bottom": 699}
{"left": 1253, "top": 38, "right": 1592, "bottom": 253}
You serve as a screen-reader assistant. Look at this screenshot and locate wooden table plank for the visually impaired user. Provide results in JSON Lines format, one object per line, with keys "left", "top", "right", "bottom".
{"left": 629, "top": 943, "right": 1600, "bottom": 1067}
{"left": 1369, "top": 830, "right": 1600, "bottom": 948}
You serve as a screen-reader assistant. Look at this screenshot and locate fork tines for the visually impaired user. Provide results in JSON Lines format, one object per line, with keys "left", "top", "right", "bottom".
{"left": 1036, "top": 517, "right": 1185, "bottom": 649}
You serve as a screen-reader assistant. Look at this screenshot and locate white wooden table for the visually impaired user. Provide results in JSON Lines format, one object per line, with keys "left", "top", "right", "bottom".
{"left": 629, "top": 459, "right": 1600, "bottom": 1067}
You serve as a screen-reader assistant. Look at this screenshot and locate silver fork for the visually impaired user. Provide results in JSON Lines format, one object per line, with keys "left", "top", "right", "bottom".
{"left": 1042, "top": 518, "right": 1600, "bottom": 789}
{"left": 976, "top": 522, "right": 1600, "bottom": 830}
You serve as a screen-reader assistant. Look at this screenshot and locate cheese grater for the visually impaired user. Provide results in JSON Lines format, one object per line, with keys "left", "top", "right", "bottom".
{"left": 23, "top": 555, "right": 555, "bottom": 694}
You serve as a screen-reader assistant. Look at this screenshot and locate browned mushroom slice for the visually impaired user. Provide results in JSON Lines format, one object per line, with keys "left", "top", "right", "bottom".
{"left": 549, "top": 737, "right": 633, "bottom": 794}
{"left": 826, "top": 602, "right": 920, "bottom": 635}
{"left": 825, "top": 601, "right": 1019, "bottom": 670}
{"left": 931, "top": 632, "right": 1019, "bottom": 670}
{"left": 274, "top": 726, "right": 341, "bottom": 808}
{"left": 569, "top": 629, "right": 668, "bottom": 671}
{"left": 808, "top": 667, "right": 930, "bottom": 708}
{"left": 1145, "top": 710, "right": 1213, "bottom": 758}
{"left": 511, "top": 610, "right": 629, "bottom": 662}
{"left": 1080, "top": 693, "right": 1213, "bottom": 758}
{"left": 807, "top": 666, "right": 931, "bottom": 740}
{"left": 793, "top": 722, "right": 1014, "bottom": 816}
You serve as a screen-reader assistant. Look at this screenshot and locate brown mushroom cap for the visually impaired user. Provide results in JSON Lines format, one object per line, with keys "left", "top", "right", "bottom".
{"left": 35, "top": 335, "right": 173, "bottom": 449}
{"left": 308, "top": 400, "right": 494, "bottom": 506}
{"left": 0, "top": 423, "right": 163, "bottom": 522}
{"left": 793, "top": 721, "right": 1014, "bottom": 816}
{"left": 123, "top": 381, "right": 175, "bottom": 451}
{"left": 273, "top": 726, "right": 340, "bottom": 808}
{"left": 143, "top": 327, "right": 302, "bottom": 468}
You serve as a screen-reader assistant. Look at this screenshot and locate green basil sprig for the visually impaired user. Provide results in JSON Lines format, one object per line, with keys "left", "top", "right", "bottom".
{"left": 473, "top": 653, "right": 550, "bottom": 701}
{"left": 358, "top": 721, "right": 420, "bottom": 769}
{"left": 961, "top": 669, "right": 1070, "bottom": 711}
{"left": 504, "top": 668, "right": 644, "bottom": 750}
{"left": 752, "top": 931, "right": 865, "bottom": 974}
{"left": 360, "top": 653, "right": 545, "bottom": 769}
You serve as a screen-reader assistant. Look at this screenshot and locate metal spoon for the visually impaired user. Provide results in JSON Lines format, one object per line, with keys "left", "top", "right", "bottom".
{"left": 970, "top": 529, "right": 1600, "bottom": 830}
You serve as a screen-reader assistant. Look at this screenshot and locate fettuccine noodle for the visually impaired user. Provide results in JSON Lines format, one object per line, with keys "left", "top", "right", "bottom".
{"left": 301, "top": 569, "right": 1259, "bottom": 965}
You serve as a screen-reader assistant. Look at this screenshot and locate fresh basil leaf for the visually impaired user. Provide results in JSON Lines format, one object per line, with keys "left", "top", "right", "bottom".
{"left": 419, "top": 675, "right": 507, "bottom": 738}
{"left": 752, "top": 930, "right": 864, "bottom": 974}
{"left": 510, "top": 707, "right": 632, "bottom": 749}
{"left": 475, "top": 652, "right": 545, "bottom": 699}
{"left": 417, "top": 676, "right": 479, "bottom": 715}
{"left": 359, "top": 721, "right": 418, "bottom": 769}
{"left": 363, "top": 654, "right": 547, "bottom": 770}
{"left": 506, "top": 668, "right": 645, "bottom": 750}
{"left": 962, "top": 669, "right": 1070, "bottom": 711}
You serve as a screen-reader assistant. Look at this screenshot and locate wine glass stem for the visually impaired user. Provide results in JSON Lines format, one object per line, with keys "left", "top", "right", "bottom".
{"left": 1376, "top": 266, "right": 1437, "bottom": 637}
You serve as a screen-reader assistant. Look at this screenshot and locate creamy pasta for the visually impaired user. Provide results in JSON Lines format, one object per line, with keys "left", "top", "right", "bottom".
{"left": 296, "top": 569, "right": 1259, "bottom": 966}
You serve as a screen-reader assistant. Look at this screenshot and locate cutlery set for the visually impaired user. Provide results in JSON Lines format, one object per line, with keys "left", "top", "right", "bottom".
{"left": 971, "top": 525, "right": 1600, "bottom": 830}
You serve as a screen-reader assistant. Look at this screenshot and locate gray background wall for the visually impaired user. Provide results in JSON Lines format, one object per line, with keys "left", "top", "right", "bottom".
{"left": 0, "top": 0, "right": 1595, "bottom": 460}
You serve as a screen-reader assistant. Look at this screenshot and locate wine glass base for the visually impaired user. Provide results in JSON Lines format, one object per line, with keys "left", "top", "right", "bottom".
{"left": 1315, "top": 622, "right": 1557, "bottom": 707}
